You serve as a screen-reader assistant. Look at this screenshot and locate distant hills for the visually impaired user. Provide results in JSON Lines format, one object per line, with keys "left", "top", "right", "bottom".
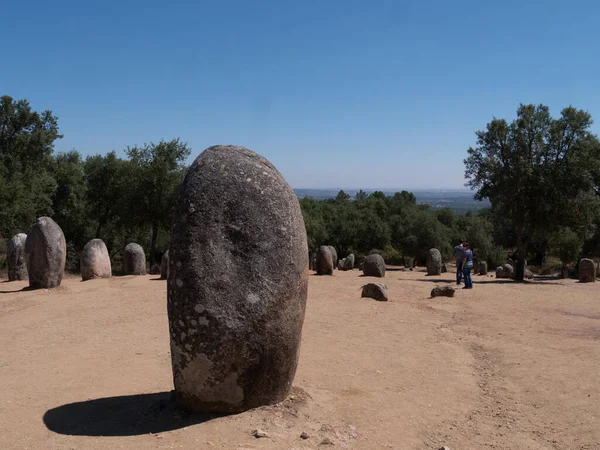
{"left": 294, "top": 188, "right": 490, "bottom": 214}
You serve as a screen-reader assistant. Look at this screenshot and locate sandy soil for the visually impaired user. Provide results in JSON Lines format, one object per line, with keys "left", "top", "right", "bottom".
{"left": 0, "top": 267, "right": 599, "bottom": 450}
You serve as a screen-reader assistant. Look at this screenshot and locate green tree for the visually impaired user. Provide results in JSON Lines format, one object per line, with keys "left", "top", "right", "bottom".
{"left": 0, "top": 96, "right": 62, "bottom": 236}
{"left": 465, "top": 104, "right": 600, "bottom": 280}
{"left": 124, "top": 139, "right": 191, "bottom": 262}
{"left": 551, "top": 227, "right": 584, "bottom": 268}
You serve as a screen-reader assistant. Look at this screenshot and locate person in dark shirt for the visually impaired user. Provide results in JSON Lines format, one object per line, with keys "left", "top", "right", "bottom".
{"left": 453, "top": 241, "right": 465, "bottom": 285}
{"left": 462, "top": 242, "right": 474, "bottom": 289}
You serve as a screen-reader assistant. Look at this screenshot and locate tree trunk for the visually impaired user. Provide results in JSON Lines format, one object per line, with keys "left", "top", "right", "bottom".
{"left": 150, "top": 221, "right": 158, "bottom": 264}
{"left": 515, "top": 231, "right": 526, "bottom": 281}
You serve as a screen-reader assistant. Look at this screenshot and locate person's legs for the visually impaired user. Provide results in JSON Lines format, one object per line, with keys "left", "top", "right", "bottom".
{"left": 456, "top": 261, "right": 462, "bottom": 285}
{"left": 463, "top": 267, "right": 472, "bottom": 289}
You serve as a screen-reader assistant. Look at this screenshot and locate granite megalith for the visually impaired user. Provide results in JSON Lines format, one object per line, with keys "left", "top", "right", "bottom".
{"left": 316, "top": 246, "right": 334, "bottom": 275}
{"left": 343, "top": 253, "right": 355, "bottom": 271}
{"left": 123, "top": 243, "right": 146, "bottom": 275}
{"left": 426, "top": 248, "right": 442, "bottom": 275}
{"left": 363, "top": 254, "right": 385, "bottom": 277}
{"left": 327, "top": 246, "right": 338, "bottom": 269}
{"left": 579, "top": 258, "right": 596, "bottom": 283}
{"left": 361, "top": 283, "right": 388, "bottom": 301}
{"left": 167, "top": 145, "right": 309, "bottom": 413}
{"left": 7, "top": 233, "right": 27, "bottom": 281}
{"left": 25, "top": 217, "right": 66, "bottom": 289}
{"left": 81, "top": 239, "right": 112, "bottom": 281}
{"left": 160, "top": 250, "right": 169, "bottom": 279}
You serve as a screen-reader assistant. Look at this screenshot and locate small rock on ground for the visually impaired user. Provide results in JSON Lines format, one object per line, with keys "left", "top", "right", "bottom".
{"left": 300, "top": 431, "right": 309, "bottom": 439}
{"left": 320, "top": 437, "right": 334, "bottom": 445}
{"left": 251, "top": 429, "right": 269, "bottom": 438}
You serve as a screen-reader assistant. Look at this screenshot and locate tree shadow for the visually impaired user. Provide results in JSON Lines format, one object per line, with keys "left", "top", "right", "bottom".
{"left": 43, "top": 391, "right": 223, "bottom": 436}
{"left": 407, "top": 277, "right": 563, "bottom": 286}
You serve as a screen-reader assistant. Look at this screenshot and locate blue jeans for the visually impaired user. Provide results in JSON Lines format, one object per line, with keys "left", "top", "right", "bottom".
{"left": 456, "top": 260, "right": 463, "bottom": 285}
{"left": 463, "top": 266, "right": 473, "bottom": 288}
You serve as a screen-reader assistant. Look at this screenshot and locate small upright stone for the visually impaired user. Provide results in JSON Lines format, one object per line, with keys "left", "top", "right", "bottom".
{"left": 477, "top": 261, "right": 488, "bottom": 275}
{"left": 426, "top": 248, "right": 442, "bottom": 275}
{"left": 579, "top": 258, "right": 596, "bottom": 283}
{"left": 168, "top": 145, "right": 308, "bottom": 413}
{"left": 123, "top": 243, "right": 146, "bottom": 275}
{"left": 328, "top": 246, "right": 338, "bottom": 268}
{"left": 80, "top": 239, "right": 111, "bottom": 281}
{"left": 363, "top": 254, "right": 385, "bottom": 277}
{"left": 343, "top": 253, "right": 355, "bottom": 271}
{"left": 160, "top": 250, "right": 169, "bottom": 279}
{"left": 25, "top": 217, "right": 66, "bottom": 289}
{"left": 316, "top": 246, "right": 333, "bottom": 275}
{"left": 7, "top": 233, "right": 27, "bottom": 281}
{"left": 431, "top": 286, "right": 455, "bottom": 298}
{"left": 337, "top": 258, "right": 345, "bottom": 270}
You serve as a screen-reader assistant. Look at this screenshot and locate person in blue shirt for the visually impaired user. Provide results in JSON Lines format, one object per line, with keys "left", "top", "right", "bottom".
{"left": 462, "top": 242, "right": 474, "bottom": 289}
{"left": 453, "top": 241, "right": 465, "bottom": 285}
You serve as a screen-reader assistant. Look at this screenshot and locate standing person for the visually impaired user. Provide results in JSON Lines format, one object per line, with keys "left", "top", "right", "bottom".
{"left": 453, "top": 241, "right": 465, "bottom": 285}
{"left": 462, "top": 242, "right": 474, "bottom": 289}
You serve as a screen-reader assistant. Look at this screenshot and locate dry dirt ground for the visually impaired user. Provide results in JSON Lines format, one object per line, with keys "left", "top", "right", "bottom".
{"left": 0, "top": 267, "right": 599, "bottom": 450}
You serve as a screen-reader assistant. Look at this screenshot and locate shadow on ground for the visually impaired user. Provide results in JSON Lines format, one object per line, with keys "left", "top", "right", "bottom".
{"left": 0, "top": 285, "right": 34, "bottom": 294}
{"left": 406, "top": 276, "right": 563, "bottom": 286}
{"left": 43, "top": 391, "right": 223, "bottom": 436}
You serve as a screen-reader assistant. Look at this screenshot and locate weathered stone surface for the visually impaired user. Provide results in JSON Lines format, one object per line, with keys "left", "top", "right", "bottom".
{"left": 441, "top": 262, "right": 448, "bottom": 273}
{"left": 80, "top": 239, "right": 111, "bottom": 281}
{"left": 316, "top": 246, "right": 333, "bottom": 275}
{"left": 496, "top": 264, "right": 514, "bottom": 279}
{"left": 477, "top": 261, "right": 488, "bottom": 275}
{"left": 167, "top": 145, "right": 309, "bottom": 413}
{"left": 337, "top": 258, "right": 345, "bottom": 270}
{"left": 123, "top": 243, "right": 146, "bottom": 275}
{"left": 25, "top": 217, "right": 66, "bottom": 289}
{"left": 426, "top": 248, "right": 442, "bottom": 275}
{"left": 328, "top": 246, "right": 338, "bottom": 268}
{"left": 7, "top": 233, "right": 27, "bottom": 281}
{"left": 579, "top": 258, "right": 596, "bottom": 283}
{"left": 160, "top": 250, "right": 169, "bottom": 279}
{"left": 361, "top": 283, "right": 388, "bottom": 301}
{"left": 431, "top": 286, "right": 455, "bottom": 298}
{"left": 343, "top": 253, "right": 355, "bottom": 271}
{"left": 363, "top": 254, "right": 385, "bottom": 277}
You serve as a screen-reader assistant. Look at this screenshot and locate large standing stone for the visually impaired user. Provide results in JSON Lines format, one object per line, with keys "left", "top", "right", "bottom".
{"left": 167, "top": 145, "right": 309, "bottom": 413}
{"left": 315, "top": 246, "right": 333, "bottom": 275}
{"left": 579, "top": 258, "right": 596, "bottom": 283}
{"left": 363, "top": 254, "right": 385, "bottom": 277}
{"left": 343, "top": 253, "right": 355, "bottom": 271}
{"left": 426, "top": 248, "right": 442, "bottom": 275}
{"left": 160, "top": 250, "right": 169, "bottom": 279}
{"left": 327, "top": 246, "right": 338, "bottom": 269}
{"left": 25, "top": 217, "right": 66, "bottom": 289}
{"left": 7, "top": 233, "right": 27, "bottom": 281}
{"left": 80, "top": 239, "right": 111, "bottom": 281}
{"left": 123, "top": 243, "right": 146, "bottom": 275}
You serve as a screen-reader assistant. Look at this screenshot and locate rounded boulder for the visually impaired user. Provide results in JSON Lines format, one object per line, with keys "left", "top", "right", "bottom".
{"left": 343, "top": 253, "right": 355, "bottom": 271}
{"left": 81, "top": 239, "right": 112, "bottom": 281}
{"left": 167, "top": 145, "right": 309, "bottom": 413}
{"left": 579, "top": 258, "right": 596, "bottom": 283}
{"left": 25, "top": 217, "right": 66, "bottom": 289}
{"left": 426, "top": 248, "right": 442, "bottom": 275}
{"left": 327, "top": 246, "right": 338, "bottom": 268}
{"left": 363, "top": 254, "right": 385, "bottom": 277}
{"left": 124, "top": 243, "right": 146, "bottom": 275}
{"left": 7, "top": 233, "right": 27, "bottom": 281}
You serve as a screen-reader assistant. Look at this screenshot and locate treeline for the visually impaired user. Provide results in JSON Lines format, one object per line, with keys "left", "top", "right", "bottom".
{"left": 0, "top": 95, "right": 189, "bottom": 269}
{"left": 2, "top": 96, "right": 600, "bottom": 278}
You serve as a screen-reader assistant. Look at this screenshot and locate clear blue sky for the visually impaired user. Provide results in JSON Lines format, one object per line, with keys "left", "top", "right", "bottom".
{"left": 2, "top": 0, "right": 599, "bottom": 189}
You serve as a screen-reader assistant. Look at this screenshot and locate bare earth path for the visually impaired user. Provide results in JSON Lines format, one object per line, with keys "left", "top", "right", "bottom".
{"left": 0, "top": 268, "right": 598, "bottom": 449}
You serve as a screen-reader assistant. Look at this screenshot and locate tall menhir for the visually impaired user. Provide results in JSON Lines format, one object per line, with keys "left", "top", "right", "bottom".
{"left": 167, "top": 145, "right": 309, "bottom": 413}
